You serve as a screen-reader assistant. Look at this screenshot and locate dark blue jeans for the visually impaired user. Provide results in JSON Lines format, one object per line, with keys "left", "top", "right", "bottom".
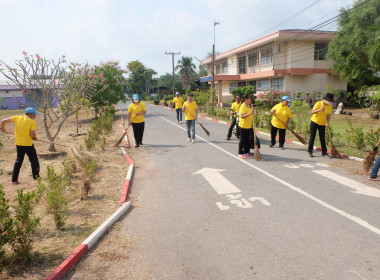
{"left": 186, "top": 120, "right": 195, "bottom": 140}
{"left": 370, "top": 156, "right": 380, "bottom": 178}
{"left": 12, "top": 145, "right": 40, "bottom": 182}
{"left": 176, "top": 108, "right": 182, "bottom": 122}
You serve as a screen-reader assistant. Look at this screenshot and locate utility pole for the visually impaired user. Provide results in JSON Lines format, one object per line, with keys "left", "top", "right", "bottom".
{"left": 165, "top": 51, "right": 180, "bottom": 97}
{"left": 212, "top": 20, "right": 219, "bottom": 106}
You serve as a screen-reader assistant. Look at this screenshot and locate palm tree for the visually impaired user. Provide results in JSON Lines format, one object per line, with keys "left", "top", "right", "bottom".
{"left": 175, "top": 56, "right": 197, "bottom": 89}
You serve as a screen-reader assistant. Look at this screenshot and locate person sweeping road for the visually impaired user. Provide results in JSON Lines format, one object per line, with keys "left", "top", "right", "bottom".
{"left": 269, "top": 96, "right": 292, "bottom": 150}
{"left": 127, "top": 94, "right": 147, "bottom": 148}
{"left": 307, "top": 93, "right": 334, "bottom": 158}
{"left": 0, "top": 107, "right": 40, "bottom": 184}
{"left": 182, "top": 93, "right": 198, "bottom": 143}
{"left": 238, "top": 93, "right": 254, "bottom": 159}
{"left": 226, "top": 95, "right": 241, "bottom": 140}
{"left": 172, "top": 92, "right": 184, "bottom": 124}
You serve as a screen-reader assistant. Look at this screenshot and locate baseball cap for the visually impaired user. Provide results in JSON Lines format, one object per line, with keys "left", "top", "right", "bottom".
{"left": 25, "top": 107, "right": 40, "bottom": 116}
{"left": 133, "top": 94, "right": 140, "bottom": 100}
{"left": 176, "top": 92, "right": 179, "bottom": 95}
{"left": 282, "top": 96, "right": 291, "bottom": 102}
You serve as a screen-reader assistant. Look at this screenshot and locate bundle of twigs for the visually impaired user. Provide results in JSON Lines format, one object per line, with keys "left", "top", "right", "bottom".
{"left": 252, "top": 112, "right": 263, "bottom": 161}
{"left": 114, "top": 115, "right": 136, "bottom": 147}
{"left": 273, "top": 114, "right": 308, "bottom": 146}
{"left": 324, "top": 111, "right": 342, "bottom": 159}
{"left": 362, "top": 139, "right": 380, "bottom": 173}
{"left": 185, "top": 110, "right": 210, "bottom": 136}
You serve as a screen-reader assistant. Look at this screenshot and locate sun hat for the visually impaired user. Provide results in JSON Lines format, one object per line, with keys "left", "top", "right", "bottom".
{"left": 133, "top": 94, "right": 140, "bottom": 100}
{"left": 323, "top": 93, "right": 334, "bottom": 102}
{"left": 25, "top": 107, "right": 40, "bottom": 116}
{"left": 282, "top": 96, "right": 291, "bottom": 102}
{"left": 176, "top": 92, "right": 180, "bottom": 95}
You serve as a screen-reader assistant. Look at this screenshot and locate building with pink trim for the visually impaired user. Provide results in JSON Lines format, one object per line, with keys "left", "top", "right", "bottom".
{"left": 201, "top": 29, "right": 347, "bottom": 102}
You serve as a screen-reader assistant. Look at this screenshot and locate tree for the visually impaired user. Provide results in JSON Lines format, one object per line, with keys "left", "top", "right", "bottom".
{"left": 143, "top": 68, "right": 157, "bottom": 93}
{"left": 328, "top": 0, "right": 380, "bottom": 88}
{"left": 175, "top": 56, "right": 197, "bottom": 89}
{"left": 127, "top": 60, "right": 146, "bottom": 95}
{"left": 0, "top": 53, "right": 105, "bottom": 151}
{"left": 158, "top": 73, "right": 183, "bottom": 90}
{"left": 90, "top": 61, "right": 127, "bottom": 118}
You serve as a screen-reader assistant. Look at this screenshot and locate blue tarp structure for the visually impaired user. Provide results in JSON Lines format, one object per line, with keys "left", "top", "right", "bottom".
{"left": 200, "top": 76, "right": 212, "bottom": 82}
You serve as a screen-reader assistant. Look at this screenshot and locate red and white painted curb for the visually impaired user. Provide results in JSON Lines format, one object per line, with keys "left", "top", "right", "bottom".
{"left": 153, "top": 104, "right": 363, "bottom": 161}
{"left": 45, "top": 146, "right": 134, "bottom": 280}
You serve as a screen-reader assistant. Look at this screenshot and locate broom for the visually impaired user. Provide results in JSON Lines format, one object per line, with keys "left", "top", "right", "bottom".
{"left": 2, "top": 131, "right": 69, "bottom": 148}
{"left": 252, "top": 111, "right": 263, "bottom": 161}
{"left": 362, "top": 138, "right": 380, "bottom": 173}
{"left": 273, "top": 114, "right": 308, "bottom": 146}
{"left": 185, "top": 109, "right": 210, "bottom": 137}
{"left": 324, "top": 111, "right": 342, "bottom": 159}
{"left": 114, "top": 115, "right": 136, "bottom": 147}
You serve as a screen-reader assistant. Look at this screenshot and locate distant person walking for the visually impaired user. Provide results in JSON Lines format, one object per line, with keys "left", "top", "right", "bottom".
{"left": 238, "top": 94, "right": 254, "bottom": 159}
{"left": 182, "top": 93, "right": 198, "bottom": 143}
{"left": 226, "top": 95, "right": 241, "bottom": 140}
{"left": 0, "top": 107, "right": 40, "bottom": 184}
{"left": 269, "top": 96, "right": 292, "bottom": 150}
{"left": 128, "top": 94, "right": 147, "bottom": 148}
{"left": 308, "top": 93, "right": 334, "bottom": 157}
{"left": 172, "top": 92, "right": 184, "bottom": 123}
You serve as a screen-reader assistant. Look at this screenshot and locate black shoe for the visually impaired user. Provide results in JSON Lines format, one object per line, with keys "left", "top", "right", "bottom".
{"left": 280, "top": 146, "right": 285, "bottom": 150}
{"left": 269, "top": 144, "right": 274, "bottom": 148}
{"left": 322, "top": 153, "right": 330, "bottom": 158}
{"left": 308, "top": 152, "right": 313, "bottom": 157}
{"left": 226, "top": 137, "right": 231, "bottom": 140}
{"left": 135, "top": 144, "right": 140, "bottom": 148}
{"left": 140, "top": 142, "right": 143, "bottom": 146}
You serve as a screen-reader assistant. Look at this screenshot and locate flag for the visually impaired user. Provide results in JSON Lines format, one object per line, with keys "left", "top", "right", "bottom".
{"left": 214, "top": 20, "right": 219, "bottom": 26}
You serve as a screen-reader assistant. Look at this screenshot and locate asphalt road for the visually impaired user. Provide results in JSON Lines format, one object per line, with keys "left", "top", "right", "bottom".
{"left": 68, "top": 102, "right": 380, "bottom": 280}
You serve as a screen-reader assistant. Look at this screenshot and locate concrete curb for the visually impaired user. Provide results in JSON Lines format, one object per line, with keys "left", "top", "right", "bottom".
{"left": 45, "top": 146, "right": 135, "bottom": 280}
{"left": 152, "top": 104, "right": 363, "bottom": 161}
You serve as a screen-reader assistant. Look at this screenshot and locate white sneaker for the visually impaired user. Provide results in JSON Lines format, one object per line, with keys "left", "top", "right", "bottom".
{"left": 180, "top": 121, "right": 182, "bottom": 124}
{"left": 188, "top": 138, "right": 191, "bottom": 142}
{"left": 192, "top": 139, "right": 195, "bottom": 143}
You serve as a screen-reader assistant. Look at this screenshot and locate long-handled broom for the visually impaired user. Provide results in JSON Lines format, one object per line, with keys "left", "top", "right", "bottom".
{"left": 185, "top": 109, "right": 210, "bottom": 137}
{"left": 114, "top": 115, "right": 136, "bottom": 147}
{"left": 273, "top": 114, "right": 308, "bottom": 146}
{"left": 362, "top": 138, "right": 380, "bottom": 173}
{"left": 2, "top": 131, "right": 69, "bottom": 147}
{"left": 252, "top": 111, "right": 263, "bottom": 161}
{"left": 324, "top": 111, "right": 342, "bottom": 159}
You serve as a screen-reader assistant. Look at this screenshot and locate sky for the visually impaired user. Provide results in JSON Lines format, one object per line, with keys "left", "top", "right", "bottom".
{"left": 0, "top": 0, "right": 355, "bottom": 79}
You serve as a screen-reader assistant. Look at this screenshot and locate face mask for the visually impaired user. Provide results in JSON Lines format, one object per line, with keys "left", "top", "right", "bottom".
{"left": 324, "top": 101, "right": 331, "bottom": 105}
{"left": 133, "top": 99, "right": 139, "bottom": 103}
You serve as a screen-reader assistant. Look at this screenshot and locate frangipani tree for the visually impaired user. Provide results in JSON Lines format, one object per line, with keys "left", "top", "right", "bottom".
{"left": 0, "top": 52, "right": 107, "bottom": 152}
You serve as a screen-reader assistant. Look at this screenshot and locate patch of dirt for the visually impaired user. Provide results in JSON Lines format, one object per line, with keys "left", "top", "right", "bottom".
{"left": 0, "top": 109, "right": 132, "bottom": 279}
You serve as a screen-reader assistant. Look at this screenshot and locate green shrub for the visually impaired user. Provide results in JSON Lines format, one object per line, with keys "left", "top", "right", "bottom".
{"left": 0, "top": 185, "right": 13, "bottom": 263}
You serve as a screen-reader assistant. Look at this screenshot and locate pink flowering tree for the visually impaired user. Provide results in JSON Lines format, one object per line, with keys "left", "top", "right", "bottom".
{"left": 0, "top": 52, "right": 106, "bottom": 152}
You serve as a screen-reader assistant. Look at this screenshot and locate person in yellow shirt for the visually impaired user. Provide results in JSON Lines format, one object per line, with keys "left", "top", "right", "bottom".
{"left": 269, "top": 96, "right": 292, "bottom": 150}
{"left": 182, "top": 93, "right": 198, "bottom": 143}
{"left": 172, "top": 92, "right": 184, "bottom": 124}
{"left": 238, "top": 94, "right": 254, "bottom": 159}
{"left": 128, "top": 94, "right": 147, "bottom": 148}
{"left": 0, "top": 107, "right": 40, "bottom": 184}
{"left": 227, "top": 95, "right": 241, "bottom": 140}
{"left": 308, "top": 93, "right": 334, "bottom": 157}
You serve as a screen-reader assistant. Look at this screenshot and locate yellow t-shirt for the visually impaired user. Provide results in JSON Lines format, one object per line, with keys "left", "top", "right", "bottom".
{"left": 183, "top": 101, "right": 198, "bottom": 120}
{"left": 271, "top": 103, "right": 292, "bottom": 129}
{"left": 238, "top": 103, "right": 253, "bottom": 129}
{"left": 173, "top": 96, "right": 184, "bottom": 109}
{"left": 230, "top": 102, "right": 241, "bottom": 117}
{"left": 311, "top": 101, "right": 332, "bottom": 125}
{"left": 128, "top": 102, "right": 146, "bottom": 123}
{"left": 11, "top": 115, "right": 36, "bottom": 146}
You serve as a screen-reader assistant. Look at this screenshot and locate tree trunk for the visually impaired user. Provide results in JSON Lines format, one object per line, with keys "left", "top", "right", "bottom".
{"left": 48, "top": 142, "right": 56, "bottom": 152}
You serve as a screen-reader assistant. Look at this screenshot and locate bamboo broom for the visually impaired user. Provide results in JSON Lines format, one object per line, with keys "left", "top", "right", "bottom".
{"left": 252, "top": 111, "right": 263, "bottom": 161}
{"left": 184, "top": 108, "right": 210, "bottom": 137}
{"left": 114, "top": 115, "right": 136, "bottom": 147}
{"left": 273, "top": 114, "right": 308, "bottom": 146}
{"left": 324, "top": 111, "right": 342, "bottom": 159}
{"left": 362, "top": 138, "right": 380, "bottom": 173}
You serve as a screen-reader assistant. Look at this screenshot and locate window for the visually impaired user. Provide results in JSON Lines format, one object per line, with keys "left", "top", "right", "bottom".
{"left": 271, "top": 78, "right": 284, "bottom": 90}
{"left": 260, "top": 43, "right": 273, "bottom": 65}
{"left": 230, "top": 83, "right": 237, "bottom": 93}
{"left": 215, "top": 63, "right": 220, "bottom": 74}
{"left": 238, "top": 56, "right": 246, "bottom": 74}
{"left": 222, "top": 60, "right": 228, "bottom": 73}
{"left": 257, "top": 79, "right": 269, "bottom": 90}
{"left": 238, "top": 82, "right": 246, "bottom": 87}
{"left": 314, "top": 43, "right": 328, "bottom": 60}
{"left": 249, "top": 80, "right": 256, "bottom": 87}
{"left": 248, "top": 48, "right": 259, "bottom": 68}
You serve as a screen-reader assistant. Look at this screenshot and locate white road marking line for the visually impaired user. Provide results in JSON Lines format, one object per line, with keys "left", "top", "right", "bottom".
{"left": 155, "top": 113, "right": 380, "bottom": 236}
{"left": 249, "top": 197, "right": 271, "bottom": 206}
{"left": 313, "top": 170, "right": 380, "bottom": 198}
{"left": 194, "top": 168, "right": 241, "bottom": 194}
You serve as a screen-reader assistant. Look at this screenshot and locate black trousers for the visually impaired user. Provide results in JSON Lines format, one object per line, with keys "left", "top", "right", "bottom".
{"left": 132, "top": 122, "right": 145, "bottom": 145}
{"left": 308, "top": 121, "right": 327, "bottom": 154}
{"left": 238, "top": 127, "right": 251, "bottom": 154}
{"left": 12, "top": 145, "right": 40, "bottom": 182}
{"left": 270, "top": 124, "right": 286, "bottom": 147}
{"left": 227, "top": 116, "right": 240, "bottom": 138}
